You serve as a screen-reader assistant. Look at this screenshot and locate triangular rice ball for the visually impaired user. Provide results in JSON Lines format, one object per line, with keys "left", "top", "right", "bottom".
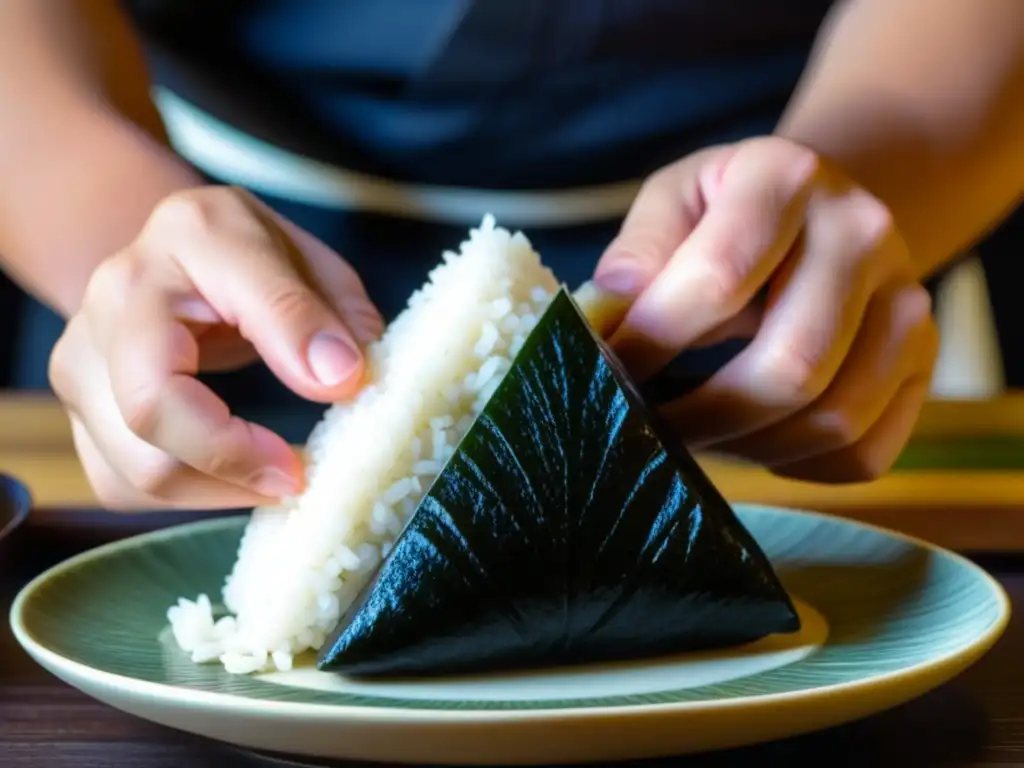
{"left": 317, "top": 288, "right": 800, "bottom": 677}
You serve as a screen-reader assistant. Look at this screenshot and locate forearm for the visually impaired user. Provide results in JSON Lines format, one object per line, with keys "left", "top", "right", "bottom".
{"left": 0, "top": 0, "right": 202, "bottom": 319}
{"left": 776, "top": 0, "right": 1024, "bottom": 279}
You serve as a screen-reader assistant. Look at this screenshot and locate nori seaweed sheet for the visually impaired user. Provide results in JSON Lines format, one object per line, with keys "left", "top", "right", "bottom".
{"left": 317, "top": 288, "right": 800, "bottom": 678}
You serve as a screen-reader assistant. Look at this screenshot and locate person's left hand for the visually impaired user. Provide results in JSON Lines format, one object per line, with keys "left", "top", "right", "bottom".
{"left": 593, "top": 135, "right": 939, "bottom": 484}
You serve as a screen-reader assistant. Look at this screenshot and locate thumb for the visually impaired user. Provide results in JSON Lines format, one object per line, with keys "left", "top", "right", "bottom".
{"left": 592, "top": 146, "right": 737, "bottom": 299}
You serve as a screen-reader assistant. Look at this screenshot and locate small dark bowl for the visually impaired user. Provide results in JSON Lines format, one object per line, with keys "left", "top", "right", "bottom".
{"left": 0, "top": 474, "right": 31, "bottom": 546}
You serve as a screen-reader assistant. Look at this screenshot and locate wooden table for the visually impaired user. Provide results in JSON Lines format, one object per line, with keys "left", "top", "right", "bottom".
{"left": 5, "top": 394, "right": 1024, "bottom": 765}
{"left": 7, "top": 393, "right": 1024, "bottom": 549}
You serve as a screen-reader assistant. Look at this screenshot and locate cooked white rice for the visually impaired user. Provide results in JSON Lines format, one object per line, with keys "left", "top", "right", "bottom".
{"left": 167, "top": 215, "right": 562, "bottom": 675}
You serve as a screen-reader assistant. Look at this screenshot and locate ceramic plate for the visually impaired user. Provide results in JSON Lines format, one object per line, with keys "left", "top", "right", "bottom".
{"left": 0, "top": 474, "right": 31, "bottom": 547}
{"left": 10, "top": 504, "right": 1009, "bottom": 765}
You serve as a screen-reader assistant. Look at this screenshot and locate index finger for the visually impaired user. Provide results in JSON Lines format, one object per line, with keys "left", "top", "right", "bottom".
{"left": 611, "top": 138, "right": 819, "bottom": 381}
{"left": 105, "top": 279, "right": 306, "bottom": 500}
{"left": 142, "top": 188, "right": 370, "bottom": 403}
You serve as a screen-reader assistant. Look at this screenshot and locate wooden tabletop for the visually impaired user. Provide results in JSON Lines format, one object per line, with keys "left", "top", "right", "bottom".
{"left": 4, "top": 393, "right": 1024, "bottom": 764}
{"left": 6, "top": 393, "right": 1024, "bottom": 550}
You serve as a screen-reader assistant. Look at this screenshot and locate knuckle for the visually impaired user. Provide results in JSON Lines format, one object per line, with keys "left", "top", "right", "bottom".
{"left": 205, "top": 443, "right": 248, "bottom": 481}
{"left": 203, "top": 451, "right": 240, "bottom": 481}
{"left": 47, "top": 330, "right": 75, "bottom": 403}
{"left": 843, "top": 446, "right": 894, "bottom": 482}
{"left": 195, "top": 420, "right": 261, "bottom": 482}
{"left": 346, "top": 303, "right": 386, "bottom": 344}
{"left": 119, "top": 452, "right": 180, "bottom": 499}
{"left": 87, "top": 470, "right": 139, "bottom": 512}
{"left": 265, "top": 281, "right": 323, "bottom": 326}
{"left": 126, "top": 466, "right": 175, "bottom": 499}
{"left": 848, "top": 193, "right": 896, "bottom": 255}
{"left": 759, "top": 341, "right": 824, "bottom": 405}
{"left": 118, "top": 387, "right": 164, "bottom": 444}
{"left": 82, "top": 252, "right": 142, "bottom": 314}
{"left": 149, "top": 190, "right": 215, "bottom": 235}
{"left": 696, "top": 249, "right": 753, "bottom": 308}
{"left": 696, "top": 206, "right": 785, "bottom": 308}
{"left": 131, "top": 471, "right": 170, "bottom": 499}
{"left": 813, "top": 408, "right": 867, "bottom": 449}
{"left": 47, "top": 315, "right": 94, "bottom": 409}
{"left": 146, "top": 186, "right": 249, "bottom": 240}
{"left": 890, "top": 284, "right": 938, "bottom": 360}
{"left": 895, "top": 284, "right": 934, "bottom": 328}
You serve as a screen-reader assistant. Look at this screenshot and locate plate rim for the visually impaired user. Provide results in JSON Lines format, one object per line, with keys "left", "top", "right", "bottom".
{"left": 9, "top": 503, "right": 1012, "bottom": 724}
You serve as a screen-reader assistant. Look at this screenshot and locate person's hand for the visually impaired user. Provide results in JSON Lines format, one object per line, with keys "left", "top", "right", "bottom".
{"left": 49, "top": 186, "right": 384, "bottom": 510}
{"left": 594, "top": 136, "right": 939, "bottom": 483}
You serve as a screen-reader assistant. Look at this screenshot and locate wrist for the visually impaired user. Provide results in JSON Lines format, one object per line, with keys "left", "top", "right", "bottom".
{"left": 771, "top": 118, "right": 954, "bottom": 281}
{"left": 0, "top": 109, "right": 203, "bottom": 318}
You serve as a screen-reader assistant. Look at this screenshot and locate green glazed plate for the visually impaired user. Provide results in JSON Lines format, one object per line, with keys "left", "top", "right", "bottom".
{"left": 10, "top": 504, "right": 1010, "bottom": 764}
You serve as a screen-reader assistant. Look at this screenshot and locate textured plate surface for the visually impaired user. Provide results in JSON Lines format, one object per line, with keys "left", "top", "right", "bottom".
{"left": 10, "top": 504, "right": 1010, "bottom": 764}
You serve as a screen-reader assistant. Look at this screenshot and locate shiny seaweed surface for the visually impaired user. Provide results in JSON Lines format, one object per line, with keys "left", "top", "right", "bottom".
{"left": 318, "top": 289, "right": 800, "bottom": 678}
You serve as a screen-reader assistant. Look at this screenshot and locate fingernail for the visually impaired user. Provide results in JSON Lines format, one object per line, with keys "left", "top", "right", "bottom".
{"left": 308, "top": 333, "right": 361, "bottom": 387}
{"left": 595, "top": 260, "right": 647, "bottom": 297}
{"left": 253, "top": 467, "right": 299, "bottom": 498}
{"left": 175, "top": 297, "right": 221, "bottom": 324}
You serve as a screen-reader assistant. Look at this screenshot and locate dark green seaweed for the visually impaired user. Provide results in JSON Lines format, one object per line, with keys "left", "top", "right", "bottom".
{"left": 317, "top": 288, "right": 800, "bottom": 678}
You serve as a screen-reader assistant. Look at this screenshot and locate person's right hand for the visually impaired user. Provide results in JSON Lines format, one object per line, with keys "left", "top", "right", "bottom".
{"left": 49, "top": 186, "right": 384, "bottom": 511}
